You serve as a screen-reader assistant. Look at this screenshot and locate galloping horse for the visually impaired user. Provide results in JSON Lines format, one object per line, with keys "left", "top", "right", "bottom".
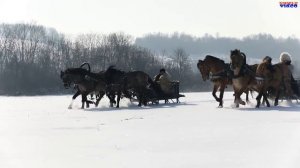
{"left": 60, "top": 63, "right": 106, "bottom": 109}
{"left": 197, "top": 55, "right": 232, "bottom": 107}
{"left": 197, "top": 55, "right": 252, "bottom": 107}
{"left": 255, "top": 58, "right": 283, "bottom": 108}
{"left": 230, "top": 49, "right": 258, "bottom": 107}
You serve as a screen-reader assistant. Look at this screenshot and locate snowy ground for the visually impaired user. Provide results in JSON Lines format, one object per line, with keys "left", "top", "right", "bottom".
{"left": 1, "top": 92, "right": 300, "bottom": 168}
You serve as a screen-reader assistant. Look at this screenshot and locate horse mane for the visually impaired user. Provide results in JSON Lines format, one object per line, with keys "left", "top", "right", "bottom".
{"left": 231, "top": 49, "right": 247, "bottom": 65}
{"left": 231, "top": 49, "right": 240, "bottom": 56}
{"left": 106, "top": 65, "right": 125, "bottom": 74}
{"left": 204, "top": 55, "right": 225, "bottom": 64}
{"left": 256, "top": 61, "right": 271, "bottom": 75}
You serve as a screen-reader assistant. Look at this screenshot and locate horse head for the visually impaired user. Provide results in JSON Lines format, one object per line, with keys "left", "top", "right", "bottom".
{"left": 197, "top": 59, "right": 210, "bottom": 81}
{"left": 60, "top": 71, "right": 70, "bottom": 88}
{"left": 60, "top": 68, "right": 88, "bottom": 88}
{"left": 230, "top": 49, "right": 246, "bottom": 76}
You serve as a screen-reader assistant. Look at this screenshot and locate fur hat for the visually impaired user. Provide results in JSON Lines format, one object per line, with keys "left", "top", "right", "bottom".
{"left": 160, "top": 68, "right": 166, "bottom": 73}
{"left": 263, "top": 56, "right": 272, "bottom": 64}
{"left": 280, "top": 52, "right": 292, "bottom": 64}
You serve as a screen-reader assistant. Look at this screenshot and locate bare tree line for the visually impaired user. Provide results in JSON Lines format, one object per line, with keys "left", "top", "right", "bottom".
{"left": 0, "top": 23, "right": 201, "bottom": 95}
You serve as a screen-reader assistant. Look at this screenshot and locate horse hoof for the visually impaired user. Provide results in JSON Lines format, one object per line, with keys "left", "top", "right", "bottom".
{"left": 68, "top": 106, "right": 72, "bottom": 109}
{"left": 218, "top": 105, "right": 223, "bottom": 108}
{"left": 256, "top": 105, "right": 259, "bottom": 108}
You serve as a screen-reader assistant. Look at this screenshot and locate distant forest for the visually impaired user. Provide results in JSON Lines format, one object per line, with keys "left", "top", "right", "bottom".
{"left": 136, "top": 32, "right": 300, "bottom": 62}
{"left": 0, "top": 23, "right": 299, "bottom": 95}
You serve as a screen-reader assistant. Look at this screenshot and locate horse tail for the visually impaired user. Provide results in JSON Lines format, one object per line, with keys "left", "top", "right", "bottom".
{"left": 80, "top": 62, "right": 91, "bottom": 72}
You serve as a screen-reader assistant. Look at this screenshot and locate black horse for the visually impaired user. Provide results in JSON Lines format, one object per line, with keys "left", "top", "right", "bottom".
{"left": 60, "top": 63, "right": 107, "bottom": 109}
{"left": 104, "top": 66, "right": 156, "bottom": 107}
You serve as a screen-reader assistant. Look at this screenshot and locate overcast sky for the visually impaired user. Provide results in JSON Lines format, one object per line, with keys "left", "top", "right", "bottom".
{"left": 0, "top": 0, "right": 299, "bottom": 38}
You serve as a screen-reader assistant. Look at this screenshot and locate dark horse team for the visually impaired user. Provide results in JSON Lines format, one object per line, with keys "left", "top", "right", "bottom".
{"left": 198, "top": 49, "right": 300, "bottom": 108}
{"left": 60, "top": 64, "right": 184, "bottom": 109}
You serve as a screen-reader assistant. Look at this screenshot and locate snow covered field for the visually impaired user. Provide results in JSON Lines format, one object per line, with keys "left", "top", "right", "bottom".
{"left": 1, "top": 92, "right": 300, "bottom": 168}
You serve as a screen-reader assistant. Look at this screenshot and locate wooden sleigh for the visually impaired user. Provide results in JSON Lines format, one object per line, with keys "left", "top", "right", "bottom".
{"left": 129, "top": 81, "right": 185, "bottom": 105}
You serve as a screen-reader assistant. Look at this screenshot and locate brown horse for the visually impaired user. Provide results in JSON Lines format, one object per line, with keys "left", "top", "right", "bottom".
{"left": 197, "top": 55, "right": 253, "bottom": 107}
{"left": 197, "top": 55, "right": 232, "bottom": 107}
{"left": 230, "top": 49, "right": 258, "bottom": 107}
{"left": 255, "top": 60, "right": 284, "bottom": 108}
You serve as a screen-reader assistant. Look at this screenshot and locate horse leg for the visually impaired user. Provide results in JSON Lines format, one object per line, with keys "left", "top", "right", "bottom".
{"left": 262, "top": 97, "right": 265, "bottom": 106}
{"left": 86, "top": 99, "right": 95, "bottom": 108}
{"left": 142, "top": 89, "right": 148, "bottom": 106}
{"left": 138, "top": 93, "right": 147, "bottom": 106}
{"left": 235, "top": 91, "right": 245, "bottom": 107}
{"left": 234, "top": 93, "right": 242, "bottom": 108}
{"left": 245, "top": 89, "right": 250, "bottom": 103}
{"left": 138, "top": 96, "right": 142, "bottom": 106}
{"left": 95, "top": 91, "right": 105, "bottom": 107}
{"left": 212, "top": 84, "right": 220, "bottom": 102}
{"left": 232, "top": 85, "right": 239, "bottom": 108}
{"left": 69, "top": 91, "right": 80, "bottom": 109}
{"left": 86, "top": 97, "right": 91, "bottom": 108}
{"left": 234, "top": 97, "right": 239, "bottom": 108}
{"left": 263, "top": 92, "right": 270, "bottom": 107}
{"left": 274, "top": 89, "right": 280, "bottom": 106}
{"left": 81, "top": 94, "right": 88, "bottom": 109}
{"left": 256, "top": 91, "right": 263, "bottom": 108}
{"left": 235, "top": 89, "right": 245, "bottom": 106}
{"left": 137, "top": 90, "right": 143, "bottom": 107}
{"left": 116, "top": 91, "right": 121, "bottom": 108}
{"left": 218, "top": 84, "right": 226, "bottom": 108}
{"left": 109, "top": 94, "right": 116, "bottom": 107}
